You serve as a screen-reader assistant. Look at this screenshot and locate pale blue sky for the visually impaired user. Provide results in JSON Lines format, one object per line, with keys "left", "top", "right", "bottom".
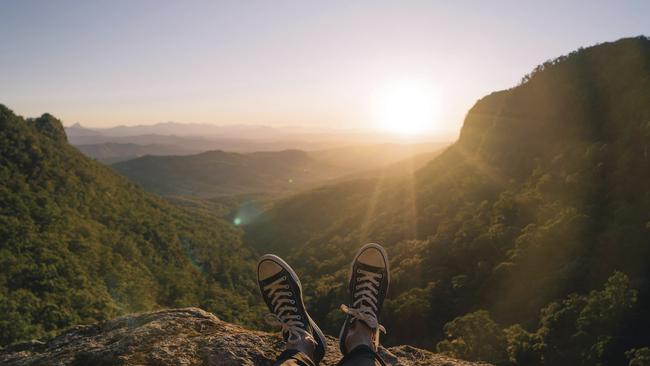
{"left": 1, "top": 0, "right": 648, "bottom": 135}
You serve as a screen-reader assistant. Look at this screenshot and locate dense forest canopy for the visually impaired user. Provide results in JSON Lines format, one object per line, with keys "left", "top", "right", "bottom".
{"left": 0, "top": 107, "right": 264, "bottom": 346}
{"left": 244, "top": 36, "right": 650, "bottom": 365}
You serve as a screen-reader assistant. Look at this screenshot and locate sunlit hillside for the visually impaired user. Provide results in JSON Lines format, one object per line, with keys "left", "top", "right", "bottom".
{"left": 244, "top": 37, "right": 650, "bottom": 365}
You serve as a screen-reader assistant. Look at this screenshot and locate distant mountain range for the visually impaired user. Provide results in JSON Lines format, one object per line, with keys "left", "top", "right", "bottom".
{"left": 66, "top": 121, "right": 336, "bottom": 139}
{"left": 65, "top": 122, "right": 453, "bottom": 163}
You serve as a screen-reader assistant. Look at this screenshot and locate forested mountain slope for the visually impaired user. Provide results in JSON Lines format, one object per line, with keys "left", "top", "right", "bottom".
{"left": 0, "top": 106, "right": 262, "bottom": 346}
{"left": 112, "top": 149, "right": 340, "bottom": 197}
{"left": 111, "top": 143, "right": 445, "bottom": 198}
{"left": 244, "top": 37, "right": 650, "bottom": 365}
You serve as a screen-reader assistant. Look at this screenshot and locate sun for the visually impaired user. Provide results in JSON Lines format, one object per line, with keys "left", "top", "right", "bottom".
{"left": 372, "top": 79, "right": 442, "bottom": 135}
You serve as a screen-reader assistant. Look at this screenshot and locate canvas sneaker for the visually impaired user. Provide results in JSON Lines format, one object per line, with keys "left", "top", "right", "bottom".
{"left": 258, "top": 254, "right": 327, "bottom": 364}
{"left": 339, "top": 243, "right": 390, "bottom": 355}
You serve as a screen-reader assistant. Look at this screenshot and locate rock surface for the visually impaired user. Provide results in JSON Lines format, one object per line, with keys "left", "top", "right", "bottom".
{"left": 0, "top": 308, "right": 491, "bottom": 366}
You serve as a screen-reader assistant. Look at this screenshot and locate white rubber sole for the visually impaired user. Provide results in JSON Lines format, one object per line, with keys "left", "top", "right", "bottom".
{"left": 257, "top": 254, "right": 327, "bottom": 356}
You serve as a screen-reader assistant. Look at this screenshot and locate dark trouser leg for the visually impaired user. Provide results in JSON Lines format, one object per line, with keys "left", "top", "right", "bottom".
{"left": 274, "top": 349, "right": 317, "bottom": 366}
{"left": 336, "top": 345, "right": 385, "bottom": 366}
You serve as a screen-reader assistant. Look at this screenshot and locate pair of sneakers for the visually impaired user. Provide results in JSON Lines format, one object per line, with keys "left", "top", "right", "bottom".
{"left": 257, "top": 243, "right": 390, "bottom": 364}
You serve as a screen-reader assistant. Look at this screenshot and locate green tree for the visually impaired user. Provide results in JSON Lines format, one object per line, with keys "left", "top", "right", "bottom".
{"left": 504, "top": 324, "right": 543, "bottom": 366}
{"left": 626, "top": 348, "right": 650, "bottom": 366}
{"left": 537, "top": 272, "right": 638, "bottom": 366}
{"left": 437, "top": 310, "right": 507, "bottom": 364}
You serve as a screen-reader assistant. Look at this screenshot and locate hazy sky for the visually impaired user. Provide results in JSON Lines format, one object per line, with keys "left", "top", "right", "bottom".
{"left": 1, "top": 1, "right": 648, "bottom": 136}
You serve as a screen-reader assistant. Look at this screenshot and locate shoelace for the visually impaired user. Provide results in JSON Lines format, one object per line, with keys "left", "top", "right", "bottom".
{"left": 264, "top": 276, "right": 316, "bottom": 345}
{"left": 340, "top": 268, "right": 386, "bottom": 334}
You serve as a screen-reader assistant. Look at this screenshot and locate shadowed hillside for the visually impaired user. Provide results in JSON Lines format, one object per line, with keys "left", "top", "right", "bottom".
{"left": 111, "top": 143, "right": 445, "bottom": 198}
{"left": 112, "top": 149, "right": 340, "bottom": 197}
{"left": 244, "top": 37, "right": 650, "bottom": 365}
{"left": 74, "top": 142, "right": 201, "bottom": 164}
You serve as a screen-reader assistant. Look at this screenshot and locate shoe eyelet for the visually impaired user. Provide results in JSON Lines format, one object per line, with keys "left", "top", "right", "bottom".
{"left": 282, "top": 276, "right": 287, "bottom": 280}
{"left": 285, "top": 285, "right": 290, "bottom": 289}
{"left": 290, "top": 300, "right": 295, "bottom": 304}
{"left": 297, "top": 315, "right": 301, "bottom": 319}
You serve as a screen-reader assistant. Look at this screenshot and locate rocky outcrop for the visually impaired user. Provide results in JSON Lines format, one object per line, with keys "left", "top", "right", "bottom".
{"left": 0, "top": 308, "right": 491, "bottom": 366}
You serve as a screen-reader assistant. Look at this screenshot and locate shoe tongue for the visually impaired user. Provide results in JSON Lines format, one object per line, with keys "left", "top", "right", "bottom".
{"left": 356, "top": 261, "right": 384, "bottom": 273}
{"left": 260, "top": 269, "right": 289, "bottom": 287}
{"left": 355, "top": 263, "right": 384, "bottom": 292}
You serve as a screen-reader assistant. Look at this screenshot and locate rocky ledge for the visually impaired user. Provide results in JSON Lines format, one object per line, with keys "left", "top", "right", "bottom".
{"left": 0, "top": 308, "right": 491, "bottom": 366}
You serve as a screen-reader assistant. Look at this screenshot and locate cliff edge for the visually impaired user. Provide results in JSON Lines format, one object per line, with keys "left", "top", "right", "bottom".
{"left": 0, "top": 308, "right": 491, "bottom": 366}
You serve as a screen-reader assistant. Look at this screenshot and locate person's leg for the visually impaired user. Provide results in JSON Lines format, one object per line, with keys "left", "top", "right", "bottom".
{"left": 274, "top": 349, "right": 317, "bottom": 366}
{"left": 258, "top": 254, "right": 327, "bottom": 366}
{"left": 343, "top": 319, "right": 378, "bottom": 356}
{"left": 337, "top": 243, "right": 390, "bottom": 366}
{"left": 336, "top": 344, "right": 384, "bottom": 366}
